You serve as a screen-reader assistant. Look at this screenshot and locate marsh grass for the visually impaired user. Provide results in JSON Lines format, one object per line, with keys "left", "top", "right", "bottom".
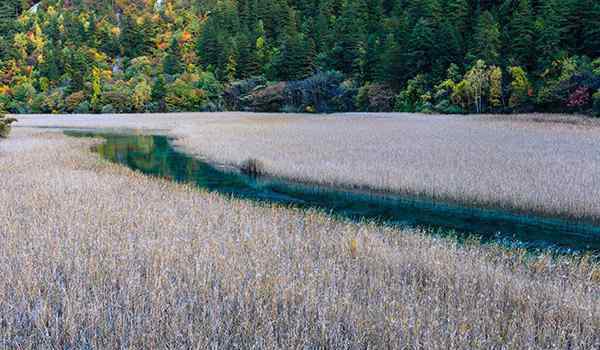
{"left": 16, "top": 113, "right": 600, "bottom": 222}
{"left": 0, "top": 129, "right": 598, "bottom": 349}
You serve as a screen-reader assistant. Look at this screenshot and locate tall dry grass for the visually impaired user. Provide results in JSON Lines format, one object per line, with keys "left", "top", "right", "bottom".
{"left": 0, "top": 129, "right": 598, "bottom": 349}
{"left": 15, "top": 112, "right": 600, "bottom": 222}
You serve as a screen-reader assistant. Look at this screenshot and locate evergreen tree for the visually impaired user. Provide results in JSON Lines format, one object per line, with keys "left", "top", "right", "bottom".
{"left": 313, "top": 5, "right": 330, "bottom": 52}
{"left": 198, "top": 18, "right": 226, "bottom": 71}
{"left": 359, "top": 33, "right": 382, "bottom": 83}
{"left": 469, "top": 11, "right": 501, "bottom": 65}
{"left": 236, "top": 32, "right": 260, "bottom": 79}
{"left": 151, "top": 74, "right": 167, "bottom": 112}
{"left": 446, "top": 0, "right": 470, "bottom": 36}
{"left": 328, "top": 0, "right": 366, "bottom": 75}
{"left": 433, "top": 20, "right": 463, "bottom": 80}
{"left": 163, "top": 38, "right": 183, "bottom": 75}
{"left": 560, "top": 0, "right": 587, "bottom": 53}
{"left": 535, "top": 0, "right": 563, "bottom": 68}
{"left": 65, "top": 48, "right": 89, "bottom": 92}
{"left": 408, "top": 18, "right": 435, "bottom": 77}
{"left": 365, "top": 0, "right": 383, "bottom": 35}
{"left": 583, "top": 1, "right": 600, "bottom": 57}
{"left": 509, "top": 0, "right": 535, "bottom": 68}
{"left": 272, "top": 10, "right": 310, "bottom": 80}
{"left": 39, "top": 44, "right": 62, "bottom": 82}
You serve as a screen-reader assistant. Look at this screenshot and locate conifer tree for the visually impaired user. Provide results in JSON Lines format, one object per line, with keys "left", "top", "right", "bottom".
{"left": 151, "top": 74, "right": 167, "bottom": 112}
{"left": 433, "top": 20, "right": 463, "bottom": 79}
{"left": 329, "top": 0, "right": 366, "bottom": 75}
{"left": 583, "top": 1, "right": 600, "bottom": 57}
{"left": 446, "top": 0, "right": 470, "bottom": 36}
{"left": 163, "top": 37, "right": 183, "bottom": 75}
{"left": 535, "top": 0, "right": 563, "bottom": 68}
{"left": 236, "top": 32, "right": 260, "bottom": 79}
{"left": 469, "top": 11, "right": 501, "bottom": 65}
{"left": 408, "top": 18, "right": 434, "bottom": 77}
{"left": 509, "top": 0, "right": 535, "bottom": 68}
{"left": 272, "top": 10, "right": 309, "bottom": 80}
{"left": 198, "top": 19, "right": 226, "bottom": 71}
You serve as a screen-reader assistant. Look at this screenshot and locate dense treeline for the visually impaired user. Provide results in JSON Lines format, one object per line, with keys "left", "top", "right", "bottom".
{"left": 0, "top": 0, "right": 598, "bottom": 115}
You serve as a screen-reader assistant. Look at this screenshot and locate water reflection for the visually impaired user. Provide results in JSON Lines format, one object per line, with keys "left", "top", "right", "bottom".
{"left": 67, "top": 131, "right": 600, "bottom": 254}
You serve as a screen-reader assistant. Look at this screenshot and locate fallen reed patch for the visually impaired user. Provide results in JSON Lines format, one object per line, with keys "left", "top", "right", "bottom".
{"left": 0, "top": 129, "right": 598, "bottom": 349}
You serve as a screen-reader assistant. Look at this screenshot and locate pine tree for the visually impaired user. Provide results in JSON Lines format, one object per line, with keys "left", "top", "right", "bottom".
{"left": 329, "top": 0, "right": 366, "bottom": 75}
{"left": 560, "top": 0, "right": 587, "bottom": 53}
{"left": 379, "top": 33, "right": 404, "bottom": 88}
{"left": 163, "top": 38, "right": 183, "bottom": 75}
{"left": 406, "top": 0, "right": 441, "bottom": 25}
{"left": 446, "top": 0, "right": 470, "bottom": 35}
{"left": 314, "top": 6, "right": 330, "bottom": 52}
{"left": 433, "top": 20, "right": 463, "bottom": 80}
{"left": 360, "top": 33, "right": 382, "bottom": 83}
{"left": 151, "top": 74, "right": 167, "bottom": 112}
{"left": 272, "top": 10, "right": 309, "bottom": 80}
{"left": 509, "top": 0, "right": 535, "bottom": 68}
{"left": 583, "top": 1, "right": 600, "bottom": 57}
{"left": 365, "top": 0, "right": 383, "bottom": 35}
{"left": 197, "top": 19, "right": 226, "bottom": 70}
{"left": 469, "top": 11, "right": 501, "bottom": 65}
{"left": 408, "top": 18, "right": 434, "bottom": 77}
{"left": 535, "top": 0, "right": 563, "bottom": 68}
{"left": 39, "top": 44, "right": 62, "bottom": 82}
{"left": 236, "top": 32, "right": 260, "bottom": 79}
{"left": 379, "top": 13, "right": 411, "bottom": 88}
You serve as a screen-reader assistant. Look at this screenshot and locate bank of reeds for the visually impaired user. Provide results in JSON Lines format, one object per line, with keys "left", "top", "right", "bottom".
{"left": 0, "top": 129, "right": 598, "bottom": 349}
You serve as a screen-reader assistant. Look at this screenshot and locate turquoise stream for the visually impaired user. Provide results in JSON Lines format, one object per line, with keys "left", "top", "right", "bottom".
{"left": 66, "top": 131, "right": 600, "bottom": 254}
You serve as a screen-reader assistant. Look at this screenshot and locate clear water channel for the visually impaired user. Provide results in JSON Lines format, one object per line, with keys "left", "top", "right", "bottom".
{"left": 66, "top": 130, "right": 600, "bottom": 255}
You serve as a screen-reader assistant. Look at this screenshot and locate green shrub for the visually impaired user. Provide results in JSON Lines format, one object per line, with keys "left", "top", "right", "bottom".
{"left": 65, "top": 91, "right": 88, "bottom": 112}
{"left": 593, "top": 90, "right": 600, "bottom": 117}
{"left": 394, "top": 75, "right": 428, "bottom": 112}
{"left": 0, "top": 113, "right": 17, "bottom": 138}
{"left": 508, "top": 66, "right": 532, "bottom": 112}
{"left": 8, "top": 80, "right": 37, "bottom": 113}
{"left": 40, "top": 89, "right": 65, "bottom": 113}
{"left": 100, "top": 104, "right": 115, "bottom": 114}
{"left": 101, "top": 81, "right": 133, "bottom": 113}
{"left": 131, "top": 79, "right": 152, "bottom": 112}
{"left": 356, "top": 83, "right": 395, "bottom": 112}
{"left": 75, "top": 101, "right": 91, "bottom": 114}
{"left": 165, "top": 74, "right": 208, "bottom": 112}
{"left": 125, "top": 56, "right": 154, "bottom": 79}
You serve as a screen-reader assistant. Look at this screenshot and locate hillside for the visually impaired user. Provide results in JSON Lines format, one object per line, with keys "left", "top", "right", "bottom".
{"left": 0, "top": 0, "right": 598, "bottom": 114}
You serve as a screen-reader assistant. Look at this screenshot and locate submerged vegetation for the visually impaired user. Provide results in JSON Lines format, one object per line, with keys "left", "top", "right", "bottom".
{"left": 0, "top": 129, "right": 598, "bottom": 348}
{"left": 0, "top": 0, "right": 598, "bottom": 114}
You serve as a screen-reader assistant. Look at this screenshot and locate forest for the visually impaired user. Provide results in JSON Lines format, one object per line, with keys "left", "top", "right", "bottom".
{"left": 0, "top": 0, "right": 598, "bottom": 115}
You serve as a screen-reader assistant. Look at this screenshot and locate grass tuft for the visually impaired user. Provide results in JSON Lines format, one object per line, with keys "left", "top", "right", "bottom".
{"left": 240, "top": 158, "right": 265, "bottom": 176}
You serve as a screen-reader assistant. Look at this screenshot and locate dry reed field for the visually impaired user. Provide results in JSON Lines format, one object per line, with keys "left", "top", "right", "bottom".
{"left": 15, "top": 112, "right": 600, "bottom": 223}
{"left": 1, "top": 128, "right": 599, "bottom": 349}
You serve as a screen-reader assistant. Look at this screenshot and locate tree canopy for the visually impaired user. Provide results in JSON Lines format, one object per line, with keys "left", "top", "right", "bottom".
{"left": 0, "top": 0, "right": 597, "bottom": 115}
